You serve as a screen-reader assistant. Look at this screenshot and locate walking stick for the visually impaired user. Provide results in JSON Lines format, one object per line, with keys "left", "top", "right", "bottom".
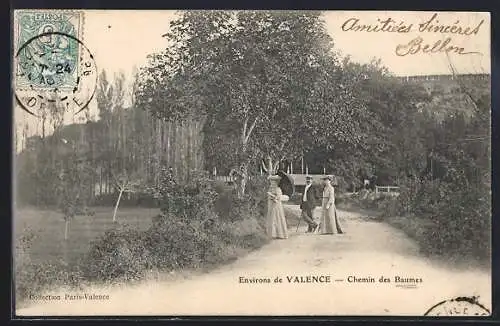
{"left": 296, "top": 212, "right": 302, "bottom": 232}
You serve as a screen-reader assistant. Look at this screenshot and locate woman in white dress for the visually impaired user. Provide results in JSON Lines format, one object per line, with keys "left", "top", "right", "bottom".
{"left": 266, "top": 175, "right": 289, "bottom": 239}
{"left": 319, "top": 175, "right": 344, "bottom": 235}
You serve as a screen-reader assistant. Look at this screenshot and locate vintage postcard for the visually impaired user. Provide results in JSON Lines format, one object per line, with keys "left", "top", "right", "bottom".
{"left": 12, "top": 10, "right": 491, "bottom": 317}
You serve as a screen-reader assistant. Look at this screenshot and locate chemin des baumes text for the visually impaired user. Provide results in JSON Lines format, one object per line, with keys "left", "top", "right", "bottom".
{"left": 238, "top": 275, "right": 423, "bottom": 284}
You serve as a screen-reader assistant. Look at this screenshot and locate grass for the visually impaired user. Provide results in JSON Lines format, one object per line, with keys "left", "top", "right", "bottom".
{"left": 383, "top": 215, "right": 435, "bottom": 241}
{"left": 14, "top": 203, "right": 303, "bottom": 285}
{"left": 385, "top": 214, "right": 491, "bottom": 270}
{"left": 14, "top": 204, "right": 271, "bottom": 308}
{"left": 14, "top": 206, "right": 161, "bottom": 264}
{"left": 337, "top": 191, "right": 491, "bottom": 270}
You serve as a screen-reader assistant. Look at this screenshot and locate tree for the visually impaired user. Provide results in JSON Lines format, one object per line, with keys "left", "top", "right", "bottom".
{"left": 56, "top": 138, "right": 93, "bottom": 240}
{"left": 112, "top": 71, "right": 127, "bottom": 174}
{"left": 111, "top": 171, "right": 144, "bottom": 222}
{"left": 97, "top": 70, "right": 114, "bottom": 122}
{"left": 327, "top": 57, "right": 432, "bottom": 186}
{"left": 137, "top": 11, "right": 372, "bottom": 196}
{"left": 94, "top": 70, "right": 138, "bottom": 197}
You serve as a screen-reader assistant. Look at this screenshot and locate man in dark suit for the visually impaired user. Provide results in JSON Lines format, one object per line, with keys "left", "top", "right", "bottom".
{"left": 300, "top": 175, "right": 319, "bottom": 233}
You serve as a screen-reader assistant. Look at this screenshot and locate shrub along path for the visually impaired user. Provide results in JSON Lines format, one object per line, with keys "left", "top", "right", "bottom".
{"left": 17, "top": 205, "right": 491, "bottom": 316}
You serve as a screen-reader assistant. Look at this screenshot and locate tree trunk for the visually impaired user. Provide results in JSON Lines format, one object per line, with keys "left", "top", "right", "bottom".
{"left": 146, "top": 115, "right": 152, "bottom": 184}
{"left": 180, "top": 121, "right": 185, "bottom": 183}
{"left": 112, "top": 189, "right": 124, "bottom": 222}
{"left": 174, "top": 123, "right": 179, "bottom": 181}
{"left": 238, "top": 164, "right": 248, "bottom": 198}
{"left": 99, "top": 166, "right": 103, "bottom": 196}
{"left": 64, "top": 219, "right": 70, "bottom": 240}
{"left": 166, "top": 122, "right": 171, "bottom": 168}
{"left": 155, "top": 119, "right": 161, "bottom": 186}
{"left": 264, "top": 156, "right": 274, "bottom": 176}
{"left": 122, "top": 108, "right": 127, "bottom": 174}
{"left": 107, "top": 162, "right": 112, "bottom": 195}
{"left": 233, "top": 138, "right": 251, "bottom": 198}
{"left": 188, "top": 121, "right": 193, "bottom": 180}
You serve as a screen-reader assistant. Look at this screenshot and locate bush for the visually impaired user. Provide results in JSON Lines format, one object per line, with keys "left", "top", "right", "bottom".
{"left": 215, "top": 175, "right": 267, "bottom": 225}
{"left": 216, "top": 192, "right": 257, "bottom": 221}
{"left": 82, "top": 211, "right": 269, "bottom": 281}
{"left": 17, "top": 171, "right": 271, "bottom": 303}
{"left": 79, "top": 172, "right": 269, "bottom": 284}
{"left": 157, "top": 169, "right": 219, "bottom": 221}
{"left": 422, "top": 184, "right": 490, "bottom": 261}
{"left": 389, "top": 176, "right": 490, "bottom": 263}
{"left": 16, "top": 259, "right": 84, "bottom": 300}
{"left": 15, "top": 229, "right": 37, "bottom": 300}
{"left": 224, "top": 217, "right": 268, "bottom": 249}
{"left": 144, "top": 215, "right": 215, "bottom": 269}
{"left": 15, "top": 228, "right": 84, "bottom": 303}
{"left": 81, "top": 224, "right": 153, "bottom": 283}
{"left": 243, "top": 175, "right": 268, "bottom": 219}
{"left": 377, "top": 196, "right": 401, "bottom": 217}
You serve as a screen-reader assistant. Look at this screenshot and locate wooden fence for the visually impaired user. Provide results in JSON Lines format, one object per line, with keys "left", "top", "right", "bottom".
{"left": 212, "top": 175, "right": 261, "bottom": 183}
{"left": 375, "top": 186, "right": 400, "bottom": 197}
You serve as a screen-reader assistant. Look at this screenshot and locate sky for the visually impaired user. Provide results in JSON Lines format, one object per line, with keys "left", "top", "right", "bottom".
{"left": 81, "top": 10, "right": 490, "bottom": 77}
{"left": 13, "top": 10, "right": 490, "bottom": 147}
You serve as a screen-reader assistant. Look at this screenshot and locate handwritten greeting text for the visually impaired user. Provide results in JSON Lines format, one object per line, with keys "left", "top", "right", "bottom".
{"left": 341, "top": 13, "right": 484, "bottom": 56}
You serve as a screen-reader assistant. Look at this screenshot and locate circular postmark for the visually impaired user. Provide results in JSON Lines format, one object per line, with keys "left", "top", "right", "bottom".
{"left": 424, "top": 296, "right": 490, "bottom": 316}
{"left": 14, "top": 31, "right": 97, "bottom": 117}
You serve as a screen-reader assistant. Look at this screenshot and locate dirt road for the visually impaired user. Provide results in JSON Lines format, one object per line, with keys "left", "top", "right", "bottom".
{"left": 17, "top": 205, "right": 491, "bottom": 316}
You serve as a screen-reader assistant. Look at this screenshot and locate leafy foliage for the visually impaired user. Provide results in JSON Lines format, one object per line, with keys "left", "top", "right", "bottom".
{"left": 15, "top": 228, "right": 84, "bottom": 302}
{"left": 56, "top": 145, "right": 94, "bottom": 221}
{"left": 136, "top": 11, "right": 373, "bottom": 194}
{"left": 82, "top": 225, "right": 152, "bottom": 282}
{"left": 80, "top": 172, "right": 268, "bottom": 283}
{"left": 153, "top": 166, "right": 218, "bottom": 221}
{"left": 15, "top": 11, "right": 491, "bottom": 295}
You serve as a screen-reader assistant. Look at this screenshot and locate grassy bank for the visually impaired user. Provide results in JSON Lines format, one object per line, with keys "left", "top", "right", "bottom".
{"left": 337, "top": 190, "right": 490, "bottom": 269}
{"left": 15, "top": 174, "right": 271, "bottom": 307}
{"left": 14, "top": 207, "right": 160, "bottom": 264}
{"left": 15, "top": 206, "right": 269, "bottom": 308}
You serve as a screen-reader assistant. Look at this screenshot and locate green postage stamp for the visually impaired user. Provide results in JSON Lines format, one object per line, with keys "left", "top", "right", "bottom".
{"left": 13, "top": 10, "right": 96, "bottom": 117}
{"left": 14, "top": 10, "right": 84, "bottom": 90}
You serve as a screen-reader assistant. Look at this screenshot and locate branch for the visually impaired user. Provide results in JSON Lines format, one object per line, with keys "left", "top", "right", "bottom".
{"left": 244, "top": 117, "right": 259, "bottom": 144}
{"left": 111, "top": 171, "right": 136, "bottom": 192}
{"left": 111, "top": 171, "right": 121, "bottom": 186}
{"left": 261, "top": 159, "right": 268, "bottom": 173}
{"left": 242, "top": 117, "right": 248, "bottom": 142}
{"left": 272, "top": 160, "right": 280, "bottom": 174}
{"left": 123, "top": 185, "right": 139, "bottom": 193}
{"left": 277, "top": 137, "right": 287, "bottom": 153}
